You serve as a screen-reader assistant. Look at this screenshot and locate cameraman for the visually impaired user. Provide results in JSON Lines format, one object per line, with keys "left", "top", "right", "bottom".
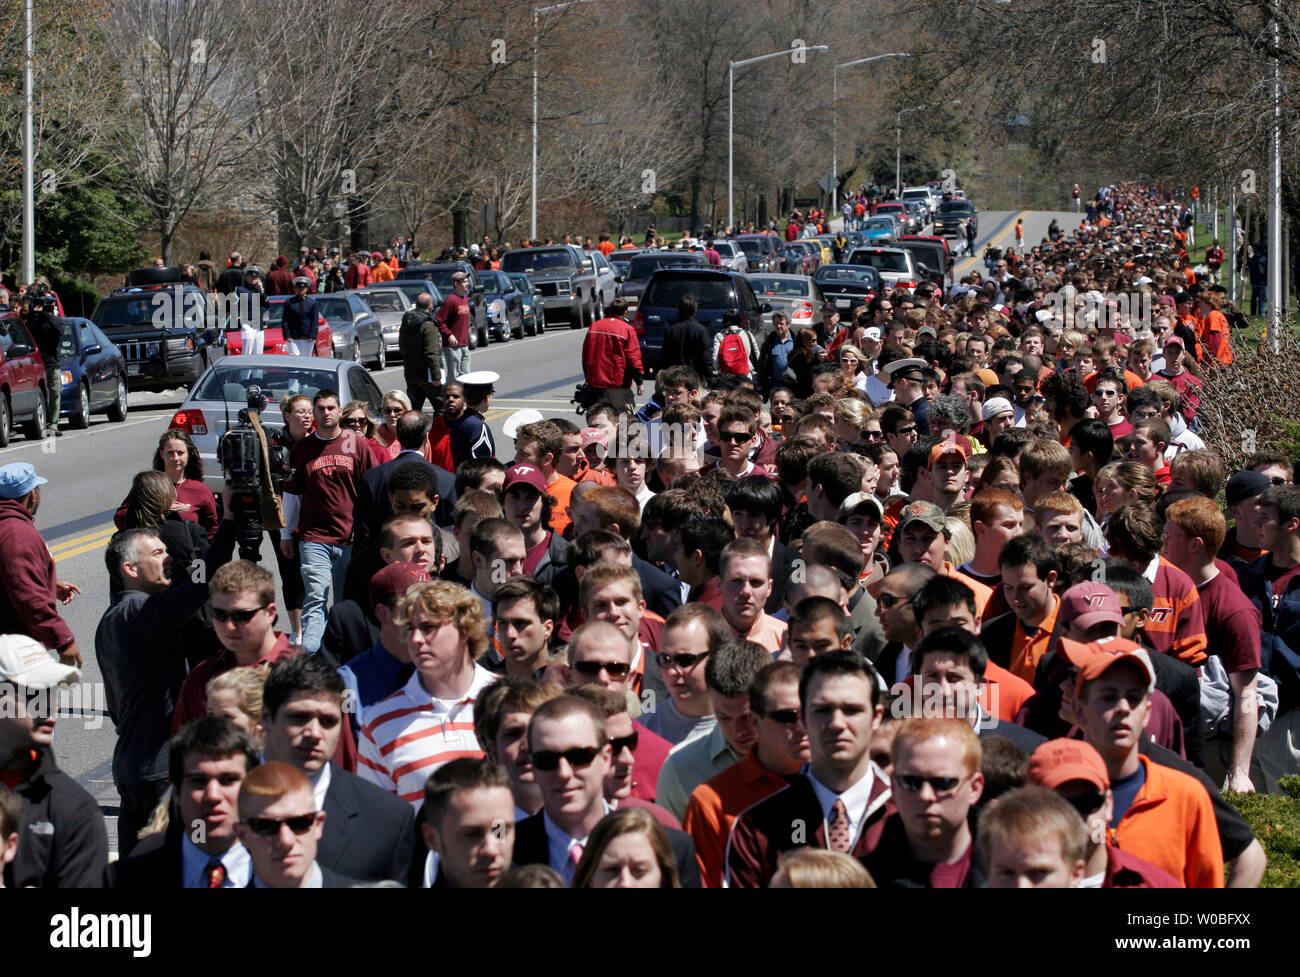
{"left": 21, "top": 283, "right": 64, "bottom": 438}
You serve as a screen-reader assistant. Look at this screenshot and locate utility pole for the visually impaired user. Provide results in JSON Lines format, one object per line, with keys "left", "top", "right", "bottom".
{"left": 22, "top": 0, "right": 35, "bottom": 285}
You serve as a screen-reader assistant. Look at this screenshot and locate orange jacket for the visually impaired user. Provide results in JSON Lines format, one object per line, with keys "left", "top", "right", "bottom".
{"left": 370, "top": 262, "right": 395, "bottom": 283}
{"left": 682, "top": 753, "right": 790, "bottom": 887}
{"left": 1197, "top": 309, "right": 1233, "bottom": 365}
{"left": 1113, "top": 756, "right": 1224, "bottom": 888}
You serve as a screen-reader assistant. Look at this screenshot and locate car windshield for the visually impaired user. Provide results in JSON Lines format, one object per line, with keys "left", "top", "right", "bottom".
{"left": 316, "top": 296, "right": 353, "bottom": 321}
{"left": 192, "top": 364, "right": 340, "bottom": 404}
{"left": 849, "top": 251, "right": 908, "bottom": 273}
{"left": 816, "top": 266, "right": 879, "bottom": 285}
{"left": 864, "top": 219, "right": 893, "bottom": 230}
{"left": 643, "top": 277, "right": 735, "bottom": 310}
{"left": 94, "top": 296, "right": 167, "bottom": 329}
{"left": 400, "top": 268, "right": 459, "bottom": 290}
{"left": 363, "top": 292, "right": 405, "bottom": 311}
{"left": 939, "top": 202, "right": 974, "bottom": 214}
{"left": 748, "top": 278, "right": 810, "bottom": 297}
{"left": 732, "top": 240, "right": 764, "bottom": 259}
{"left": 628, "top": 254, "right": 703, "bottom": 279}
{"left": 500, "top": 250, "right": 573, "bottom": 274}
{"left": 391, "top": 281, "right": 440, "bottom": 303}
{"left": 711, "top": 242, "right": 736, "bottom": 256}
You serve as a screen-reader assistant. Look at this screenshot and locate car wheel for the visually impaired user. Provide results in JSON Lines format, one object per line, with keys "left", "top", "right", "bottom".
{"left": 513, "top": 312, "right": 524, "bottom": 339}
{"left": 351, "top": 339, "right": 361, "bottom": 363}
{"left": 69, "top": 382, "right": 91, "bottom": 430}
{"left": 570, "top": 297, "right": 583, "bottom": 329}
{"left": 481, "top": 323, "right": 490, "bottom": 348}
{"left": 0, "top": 394, "right": 10, "bottom": 448}
{"left": 107, "top": 375, "right": 128, "bottom": 422}
{"left": 536, "top": 308, "right": 545, "bottom": 334}
{"left": 23, "top": 390, "right": 46, "bottom": 441}
{"left": 374, "top": 342, "right": 387, "bottom": 370}
{"left": 466, "top": 326, "right": 478, "bottom": 351}
{"left": 498, "top": 319, "right": 509, "bottom": 344}
{"left": 593, "top": 294, "right": 604, "bottom": 323}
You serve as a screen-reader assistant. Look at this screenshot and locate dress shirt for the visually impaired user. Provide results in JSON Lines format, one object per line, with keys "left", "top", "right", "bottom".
{"left": 808, "top": 764, "right": 881, "bottom": 851}
{"left": 182, "top": 834, "right": 251, "bottom": 889}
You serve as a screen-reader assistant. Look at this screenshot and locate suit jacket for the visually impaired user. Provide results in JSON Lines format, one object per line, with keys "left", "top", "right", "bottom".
{"left": 354, "top": 452, "right": 457, "bottom": 550}
{"left": 246, "top": 864, "right": 364, "bottom": 888}
{"left": 632, "top": 553, "right": 684, "bottom": 620}
{"left": 849, "top": 586, "right": 887, "bottom": 663}
{"left": 767, "top": 539, "right": 799, "bottom": 614}
{"left": 725, "top": 769, "right": 893, "bottom": 888}
{"left": 513, "top": 809, "right": 702, "bottom": 888}
{"left": 110, "top": 822, "right": 184, "bottom": 889}
{"left": 319, "top": 763, "right": 415, "bottom": 884}
{"left": 319, "top": 599, "right": 381, "bottom": 669}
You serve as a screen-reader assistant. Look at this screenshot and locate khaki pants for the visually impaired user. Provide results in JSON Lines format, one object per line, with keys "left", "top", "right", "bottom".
{"left": 1253, "top": 711, "right": 1300, "bottom": 794}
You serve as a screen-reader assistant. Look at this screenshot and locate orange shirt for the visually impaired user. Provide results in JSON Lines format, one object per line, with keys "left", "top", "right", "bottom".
{"left": 1082, "top": 369, "right": 1144, "bottom": 394}
{"left": 945, "top": 562, "right": 994, "bottom": 619}
{"left": 1005, "top": 593, "right": 1060, "bottom": 685}
{"left": 981, "top": 661, "right": 1034, "bottom": 724}
{"left": 598, "top": 241, "right": 616, "bottom": 256}
{"left": 370, "top": 262, "right": 395, "bottom": 283}
{"left": 546, "top": 473, "right": 578, "bottom": 538}
{"left": 1197, "top": 309, "right": 1233, "bottom": 365}
{"left": 1113, "top": 756, "right": 1224, "bottom": 888}
{"left": 682, "top": 753, "right": 790, "bottom": 887}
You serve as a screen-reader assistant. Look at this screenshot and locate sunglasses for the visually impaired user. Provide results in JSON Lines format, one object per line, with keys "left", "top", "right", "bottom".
{"left": 1271, "top": 477, "right": 1287, "bottom": 486}
{"left": 342, "top": 418, "right": 368, "bottom": 428}
{"left": 609, "top": 731, "right": 639, "bottom": 755}
{"left": 717, "top": 430, "right": 752, "bottom": 443}
{"left": 760, "top": 707, "right": 801, "bottom": 726}
{"left": 894, "top": 426, "right": 917, "bottom": 436}
{"left": 571, "top": 660, "right": 632, "bottom": 679}
{"left": 212, "top": 603, "right": 269, "bottom": 624}
{"left": 876, "top": 593, "right": 911, "bottom": 610}
{"left": 242, "top": 813, "right": 317, "bottom": 836}
{"left": 381, "top": 406, "right": 404, "bottom": 415}
{"left": 895, "top": 774, "right": 966, "bottom": 795}
{"left": 530, "top": 745, "right": 604, "bottom": 772}
{"left": 655, "top": 651, "right": 709, "bottom": 671}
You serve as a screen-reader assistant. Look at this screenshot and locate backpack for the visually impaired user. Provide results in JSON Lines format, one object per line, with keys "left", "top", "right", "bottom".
{"left": 718, "top": 330, "right": 750, "bottom": 375}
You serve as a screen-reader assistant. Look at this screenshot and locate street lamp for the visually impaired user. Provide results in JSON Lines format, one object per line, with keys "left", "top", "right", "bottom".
{"left": 832, "top": 52, "right": 909, "bottom": 214}
{"left": 729, "top": 44, "right": 828, "bottom": 231}
{"left": 896, "top": 98, "right": 960, "bottom": 197}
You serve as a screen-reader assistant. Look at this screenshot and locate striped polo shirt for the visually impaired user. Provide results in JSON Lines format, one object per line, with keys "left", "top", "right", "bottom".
{"left": 357, "top": 664, "right": 498, "bottom": 807}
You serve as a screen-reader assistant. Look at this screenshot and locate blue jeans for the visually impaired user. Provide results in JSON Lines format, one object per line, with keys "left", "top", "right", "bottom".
{"left": 299, "top": 540, "right": 350, "bottom": 654}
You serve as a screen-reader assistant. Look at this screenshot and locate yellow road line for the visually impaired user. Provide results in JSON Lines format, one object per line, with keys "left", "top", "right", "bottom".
{"left": 952, "top": 210, "right": 1028, "bottom": 278}
{"left": 52, "top": 537, "right": 120, "bottom": 562}
{"left": 48, "top": 526, "right": 117, "bottom": 556}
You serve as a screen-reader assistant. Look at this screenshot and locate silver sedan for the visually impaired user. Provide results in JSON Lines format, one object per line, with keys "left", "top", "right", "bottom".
{"left": 743, "top": 273, "right": 825, "bottom": 332}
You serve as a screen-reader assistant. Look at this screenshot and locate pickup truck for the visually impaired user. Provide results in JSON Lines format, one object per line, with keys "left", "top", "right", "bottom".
{"left": 500, "top": 245, "right": 602, "bottom": 328}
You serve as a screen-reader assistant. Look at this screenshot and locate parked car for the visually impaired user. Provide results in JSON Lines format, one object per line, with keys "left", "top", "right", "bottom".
{"left": 89, "top": 266, "right": 225, "bottom": 392}
{"left": 729, "top": 234, "right": 782, "bottom": 273}
{"left": 506, "top": 272, "right": 546, "bottom": 336}
{"left": 387, "top": 279, "right": 445, "bottom": 314}
{"left": 901, "top": 187, "right": 935, "bottom": 223}
{"left": 354, "top": 285, "right": 414, "bottom": 358}
{"left": 585, "top": 249, "right": 620, "bottom": 317}
{"left": 706, "top": 240, "right": 749, "bottom": 274}
{"left": 861, "top": 216, "right": 899, "bottom": 243}
{"left": 476, "top": 269, "right": 525, "bottom": 341}
{"left": 897, "top": 236, "right": 952, "bottom": 288}
{"left": 745, "top": 274, "right": 824, "bottom": 331}
{"left": 225, "top": 297, "right": 334, "bottom": 358}
{"left": 0, "top": 312, "right": 49, "bottom": 444}
{"left": 933, "top": 199, "right": 979, "bottom": 238}
{"left": 636, "top": 268, "right": 770, "bottom": 371}
{"left": 168, "top": 355, "right": 387, "bottom": 497}
{"left": 394, "top": 262, "right": 490, "bottom": 348}
{"left": 58, "top": 317, "right": 129, "bottom": 429}
{"left": 499, "top": 245, "right": 602, "bottom": 328}
{"left": 617, "top": 251, "right": 706, "bottom": 314}
{"left": 813, "top": 265, "right": 881, "bottom": 314}
{"left": 844, "top": 246, "right": 922, "bottom": 290}
{"left": 872, "top": 202, "right": 917, "bottom": 235}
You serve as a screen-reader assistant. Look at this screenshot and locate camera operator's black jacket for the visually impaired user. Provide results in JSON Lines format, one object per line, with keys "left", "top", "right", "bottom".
{"left": 25, "top": 309, "right": 63, "bottom": 365}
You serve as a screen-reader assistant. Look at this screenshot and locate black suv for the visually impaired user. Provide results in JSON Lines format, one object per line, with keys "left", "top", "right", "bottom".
{"left": 635, "top": 269, "right": 771, "bottom": 371}
{"left": 394, "top": 261, "right": 490, "bottom": 348}
{"left": 90, "top": 266, "right": 225, "bottom": 392}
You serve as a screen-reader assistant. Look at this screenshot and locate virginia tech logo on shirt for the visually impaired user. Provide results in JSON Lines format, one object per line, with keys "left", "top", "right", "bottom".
{"left": 307, "top": 454, "right": 356, "bottom": 474}
{"left": 1148, "top": 608, "right": 1174, "bottom": 624}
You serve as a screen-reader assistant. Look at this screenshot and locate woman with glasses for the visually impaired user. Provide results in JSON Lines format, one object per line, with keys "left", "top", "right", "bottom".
{"left": 838, "top": 344, "right": 871, "bottom": 393}
{"left": 340, "top": 400, "right": 390, "bottom": 466}
{"left": 372, "top": 389, "right": 435, "bottom": 462}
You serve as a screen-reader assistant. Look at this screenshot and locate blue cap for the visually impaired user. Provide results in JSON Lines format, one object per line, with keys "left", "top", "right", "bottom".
{"left": 0, "top": 462, "right": 48, "bottom": 500}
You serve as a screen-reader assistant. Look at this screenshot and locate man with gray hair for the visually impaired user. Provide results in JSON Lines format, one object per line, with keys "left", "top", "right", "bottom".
{"left": 400, "top": 293, "right": 442, "bottom": 411}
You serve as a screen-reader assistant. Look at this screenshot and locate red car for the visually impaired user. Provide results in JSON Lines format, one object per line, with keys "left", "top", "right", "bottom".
{"left": 223, "top": 296, "right": 333, "bottom": 356}
{"left": 0, "top": 313, "right": 49, "bottom": 445}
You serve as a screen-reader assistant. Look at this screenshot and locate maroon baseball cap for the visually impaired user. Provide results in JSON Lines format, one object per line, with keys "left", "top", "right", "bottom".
{"left": 369, "top": 562, "right": 429, "bottom": 610}
{"left": 504, "top": 463, "right": 548, "bottom": 494}
{"left": 1058, "top": 582, "right": 1124, "bottom": 632}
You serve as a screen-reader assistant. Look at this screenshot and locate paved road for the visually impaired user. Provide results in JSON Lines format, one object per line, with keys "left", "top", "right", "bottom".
{"left": 19, "top": 323, "right": 587, "bottom": 852}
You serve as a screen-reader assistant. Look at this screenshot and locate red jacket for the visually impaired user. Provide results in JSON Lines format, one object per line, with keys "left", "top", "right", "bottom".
{"left": 0, "top": 497, "right": 74, "bottom": 653}
{"left": 582, "top": 316, "right": 643, "bottom": 389}
{"left": 172, "top": 632, "right": 298, "bottom": 733}
{"left": 1104, "top": 842, "right": 1182, "bottom": 888}
{"left": 345, "top": 262, "right": 372, "bottom": 289}
{"left": 631, "top": 719, "right": 671, "bottom": 804}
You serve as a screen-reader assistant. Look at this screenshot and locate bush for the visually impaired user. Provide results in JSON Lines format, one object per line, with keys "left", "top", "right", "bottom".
{"left": 1197, "top": 326, "right": 1300, "bottom": 476}
{"left": 1225, "top": 776, "right": 1300, "bottom": 888}
{"left": 50, "top": 276, "right": 102, "bottom": 319}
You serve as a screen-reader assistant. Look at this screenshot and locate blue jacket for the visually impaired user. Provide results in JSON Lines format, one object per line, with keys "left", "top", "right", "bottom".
{"left": 1236, "top": 555, "right": 1300, "bottom": 715}
{"left": 282, "top": 295, "right": 320, "bottom": 341}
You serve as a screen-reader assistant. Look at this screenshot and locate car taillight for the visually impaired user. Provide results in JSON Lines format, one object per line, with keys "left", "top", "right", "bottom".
{"left": 169, "top": 409, "right": 207, "bottom": 436}
{"left": 634, "top": 309, "right": 644, "bottom": 336}
{"left": 897, "top": 280, "right": 917, "bottom": 290}
{"left": 793, "top": 302, "right": 814, "bottom": 320}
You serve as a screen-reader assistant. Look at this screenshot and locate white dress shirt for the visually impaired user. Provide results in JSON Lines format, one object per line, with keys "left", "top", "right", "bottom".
{"left": 808, "top": 764, "right": 883, "bottom": 851}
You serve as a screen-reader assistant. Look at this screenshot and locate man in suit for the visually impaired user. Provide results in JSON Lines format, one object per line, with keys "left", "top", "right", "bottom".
{"left": 262, "top": 655, "right": 414, "bottom": 884}
{"left": 513, "top": 694, "right": 700, "bottom": 886}
{"left": 725, "top": 651, "right": 893, "bottom": 887}
{"left": 354, "top": 412, "right": 457, "bottom": 548}
{"left": 112, "top": 716, "right": 259, "bottom": 888}
{"left": 419, "top": 758, "right": 516, "bottom": 888}
{"left": 236, "top": 761, "right": 360, "bottom": 888}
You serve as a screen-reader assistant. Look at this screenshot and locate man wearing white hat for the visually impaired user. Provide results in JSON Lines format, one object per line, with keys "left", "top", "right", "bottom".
{"left": 980, "top": 397, "right": 1016, "bottom": 447}
{"left": 883, "top": 357, "right": 932, "bottom": 435}
{"left": 0, "top": 462, "right": 81, "bottom": 669}
{"left": 0, "top": 635, "right": 107, "bottom": 888}
{"left": 450, "top": 371, "right": 498, "bottom": 467}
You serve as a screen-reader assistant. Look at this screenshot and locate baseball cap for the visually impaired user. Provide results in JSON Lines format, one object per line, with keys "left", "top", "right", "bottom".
{"left": 927, "top": 440, "right": 969, "bottom": 467}
{"left": 369, "top": 562, "right": 430, "bottom": 610}
{"left": 861, "top": 326, "right": 882, "bottom": 342}
{"left": 370, "top": 251, "right": 383, "bottom": 260}
{"left": 0, "top": 634, "right": 79, "bottom": 691}
{"left": 822, "top": 301, "right": 839, "bottom": 313}
{"left": 502, "top": 408, "right": 544, "bottom": 440}
{"left": 1058, "top": 637, "right": 1156, "bottom": 696}
{"left": 896, "top": 500, "right": 947, "bottom": 535}
{"left": 504, "top": 463, "right": 548, "bottom": 495}
{"left": 1162, "top": 335, "right": 1184, "bottom": 350}
{"left": 1174, "top": 291, "right": 1192, "bottom": 305}
{"left": 1058, "top": 582, "right": 1124, "bottom": 632}
{"left": 981, "top": 397, "right": 1014, "bottom": 421}
{"left": 1027, "top": 738, "right": 1110, "bottom": 791}
{"left": 1156, "top": 295, "right": 1176, "bottom": 308}
{"left": 451, "top": 271, "right": 469, "bottom": 282}
{"left": 1226, "top": 469, "right": 1272, "bottom": 507}
{"left": 580, "top": 427, "right": 608, "bottom": 451}
{"left": 916, "top": 325, "right": 938, "bottom": 340}
{"left": 838, "top": 492, "right": 884, "bottom": 523}
{"left": 0, "top": 462, "right": 47, "bottom": 499}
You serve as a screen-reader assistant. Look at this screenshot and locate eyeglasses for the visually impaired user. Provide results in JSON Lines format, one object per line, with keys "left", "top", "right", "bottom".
{"left": 381, "top": 406, "right": 404, "bottom": 415}
{"left": 655, "top": 651, "right": 709, "bottom": 671}
{"left": 609, "top": 731, "right": 639, "bottom": 755}
{"left": 760, "top": 708, "right": 801, "bottom": 726}
{"left": 571, "top": 660, "right": 632, "bottom": 679}
{"left": 530, "top": 745, "right": 604, "bottom": 772}
{"left": 876, "top": 593, "right": 912, "bottom": 610}
{"left": 895, "top": 774, "right": 966, "bottom": 796}
{"left": 342, "top": 418, "right": 368, "bottom": 428}
{"left": 717, "top": 430, "right": 752, "bottom": 443}
{"left": 1064, "top": 789, "right": 1107, "bottom": 818}
{"left": 212, "top": 603, "right": 269, "bottom": 624}
{"left": 894, "top": 426, "right": 917, "bottom": 436}
{"left": 242, "top": 813, "right": 318, "bottom": 836}
{"left": 1271, "top": 477, "right": 1287, "bottom": 486}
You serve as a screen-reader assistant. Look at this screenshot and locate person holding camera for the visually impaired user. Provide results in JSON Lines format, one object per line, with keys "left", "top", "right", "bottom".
{"left": 21, "top": 283, "right": 64, "bottom": 437}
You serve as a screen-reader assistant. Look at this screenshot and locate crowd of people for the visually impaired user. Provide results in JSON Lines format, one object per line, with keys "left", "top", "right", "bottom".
{"left": 0, "top": 180, "right": 1293, "bottom": 890}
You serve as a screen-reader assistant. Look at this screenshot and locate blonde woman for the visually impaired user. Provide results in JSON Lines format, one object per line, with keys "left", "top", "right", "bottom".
{"left": 834, "top": 397, "right": 871, "bottom": 445}
{"left": 340, "top": 400, "right": 389, "bottom": 466}
{"left": 838, "top": 343, "right": 871, "bottom": 393}
{"left": 770, "top": 848, "right": 876, "bottom": 888}
{"left": 206, "top": 664, "right": 270, "bottom": 748}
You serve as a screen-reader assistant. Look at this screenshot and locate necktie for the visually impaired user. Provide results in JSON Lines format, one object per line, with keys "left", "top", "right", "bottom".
{"left": 204, "top": 859, "right": 226, "bottom": 888}
{"left": 569, "top": 843, "right": 585, "bottom": 867}
{"left": 828, "top": 799, "right": 851, "bottom": 854}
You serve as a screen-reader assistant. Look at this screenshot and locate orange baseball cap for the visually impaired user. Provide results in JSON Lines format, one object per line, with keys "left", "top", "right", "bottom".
{"left": 927, "top": 440, "right": 969, "bottom": 467}
{"left": 1063, "top": 636, "right": 1156, "bottom": 697}
{"left": 1027, "top": 738, "right": 1110, "bottom": 791}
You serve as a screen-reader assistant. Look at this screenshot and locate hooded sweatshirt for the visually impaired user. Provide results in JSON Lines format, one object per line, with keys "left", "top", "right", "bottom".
{"left": 266, "top": 254, "right": 296, "bottom": 295}
{"left": 0, "top": 497, "right": 74, "bottom": 652}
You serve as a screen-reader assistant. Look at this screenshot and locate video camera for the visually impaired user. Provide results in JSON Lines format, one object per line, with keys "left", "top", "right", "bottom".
{"left": 219, "top": 387, "right": 292, "bottom": 561}
{"left": 22, "top": 282, "right": 57, "bottom": 316}
{"left": 571, "top": 382, "right": 599, "bottom": 415}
